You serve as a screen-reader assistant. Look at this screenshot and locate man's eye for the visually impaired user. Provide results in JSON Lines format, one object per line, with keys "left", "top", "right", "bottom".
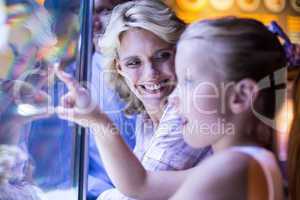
{"left": 95, "top": 8, "right": 111, "bottom": 15}
{"left": 125, "top": 59, "right": 141, "bottom": 68}
{"left": 101, "top": 9, "right": 111, "bottom": 16}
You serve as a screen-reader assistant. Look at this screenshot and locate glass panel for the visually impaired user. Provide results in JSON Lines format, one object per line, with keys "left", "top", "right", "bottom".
{"left": 0, "top": 0, "right": 82, "bottom": 199}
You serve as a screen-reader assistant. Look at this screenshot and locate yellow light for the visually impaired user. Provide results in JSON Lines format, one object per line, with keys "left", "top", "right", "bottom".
{"left": 176, "top": 0, "right": 207, "bottom": 12}
{"left": 276, "top": 98, "right": 294, "bottom": 161}
{"left": 36, "top": 0, "right": 45, "bottom": 6}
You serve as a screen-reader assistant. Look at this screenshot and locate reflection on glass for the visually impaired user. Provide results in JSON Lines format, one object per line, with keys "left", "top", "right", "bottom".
{"left": 0, "top": 0, "right": 82, "bottom": 199}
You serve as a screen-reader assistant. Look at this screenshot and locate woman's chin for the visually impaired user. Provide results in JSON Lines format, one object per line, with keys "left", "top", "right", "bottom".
{"left": 141, "top": 97, "right": 167, "bottom": 109}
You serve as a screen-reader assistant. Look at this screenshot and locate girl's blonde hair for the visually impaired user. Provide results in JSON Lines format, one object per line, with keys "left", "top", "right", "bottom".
{"left": 180, "top": 18, "right": 287, "bottom": 122}
{"left": 179, "top": 17, "right": 300, "bottom": 200}
{"left": 99, "top": 0, "right": 184, "bottom": 115}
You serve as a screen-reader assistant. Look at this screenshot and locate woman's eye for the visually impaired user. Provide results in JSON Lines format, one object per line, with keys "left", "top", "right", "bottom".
{"left": 154, "top": 51, "right": 172, "bottom": 61}
{"left": 125, "top": 59, "right": 141, "bottom": 68}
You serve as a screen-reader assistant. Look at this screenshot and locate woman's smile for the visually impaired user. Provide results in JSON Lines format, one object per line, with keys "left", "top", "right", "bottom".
{"left": 137, "top": 78, "right": 172, "bottom": 96}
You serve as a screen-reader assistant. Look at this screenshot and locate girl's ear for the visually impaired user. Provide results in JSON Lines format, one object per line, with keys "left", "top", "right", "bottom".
{"left": 229, "top": 79, "right": 259, "bottom": 114}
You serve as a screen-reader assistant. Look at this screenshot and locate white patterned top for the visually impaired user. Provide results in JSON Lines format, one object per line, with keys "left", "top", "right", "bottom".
{"left": 98, "top": 104, "right": 211, "bottom": 200}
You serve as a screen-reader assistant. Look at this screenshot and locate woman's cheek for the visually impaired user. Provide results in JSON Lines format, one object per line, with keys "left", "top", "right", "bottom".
{"left": 122, "top": 69, "right": 140, "bottom": 86}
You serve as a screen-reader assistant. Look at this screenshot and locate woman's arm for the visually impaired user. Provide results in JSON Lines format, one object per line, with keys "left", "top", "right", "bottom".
{"left": 55, "top": 69, "right": 192, "bottom": 200}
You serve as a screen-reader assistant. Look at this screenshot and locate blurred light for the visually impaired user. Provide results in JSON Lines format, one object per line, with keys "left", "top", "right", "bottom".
{"left": 36, "top": 0, "right": 45, "bottom": 5}
{"left": 210, "top": 0, "right": 234, "bottom": 11}
{"left": 276, "top": 98, "right": 294, "bottom": 161}
{"left": 17, "top": 103, "right": 44, "bottom": 116}
{"left": 0, "top": 0, "right": 9, "bottom": 50}
{"left": 176, "top": 0, "right": 207, "bottom": 12}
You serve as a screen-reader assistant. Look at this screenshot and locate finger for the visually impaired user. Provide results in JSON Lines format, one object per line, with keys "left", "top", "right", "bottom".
{"left": 55, "top": 106, "right": 89, "bottom": 127}
{"left": 12, "top": 85, "right": 50, "bottom": 106}
{"left": 55, "top": 68, "right": 80, "bottom": 92}
{"left": 55, "top": 106, "right": 76, "bottom": 121}
{"left": 11, "top": 80, "right": 35, "bottom": 98}
{"left": 60, "top": 93, "right": 76, "bottom": 108}
{"left": 0, "top": 80, "right": 14, "bottom": 92}
{"left": 33, "top": 90, "right": 51, "bottom": 104}
{"left": 16, "top": 104, "right": 55, "bottom": 119}
{"left": 28, "top": 107, "right": 55, "bottom": 121}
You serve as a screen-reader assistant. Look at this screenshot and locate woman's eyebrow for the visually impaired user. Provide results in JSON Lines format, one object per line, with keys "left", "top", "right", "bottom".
{"left": 120, "top": 46, "right": 174, "bottom": 61}
{"left": 152, "top": 47, "right": 175, "bottom": 56}
{"left": 120, "top": 56, "right": 139, "bottom": 62}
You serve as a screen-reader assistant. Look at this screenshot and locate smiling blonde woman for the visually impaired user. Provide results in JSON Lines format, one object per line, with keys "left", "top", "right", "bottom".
{"left": 99, "top": 0, "right": 184, "bottom": 115}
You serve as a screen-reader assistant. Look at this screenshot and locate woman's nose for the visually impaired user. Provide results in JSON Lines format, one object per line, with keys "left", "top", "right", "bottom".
{"left": 143, "top": 61, "right": 160, "bottom": 79}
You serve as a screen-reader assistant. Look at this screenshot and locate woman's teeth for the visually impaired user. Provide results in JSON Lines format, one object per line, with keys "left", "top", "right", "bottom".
{"left": 144, "top": 83, "right": 162, "bottom": 91}
{"left": 138, "top": 79, "right": 171, "bottom": 95}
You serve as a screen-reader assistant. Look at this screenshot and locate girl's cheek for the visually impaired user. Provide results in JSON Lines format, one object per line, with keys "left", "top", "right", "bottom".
{"left": 181, "top": 91, "right": 194, "bottom": 116}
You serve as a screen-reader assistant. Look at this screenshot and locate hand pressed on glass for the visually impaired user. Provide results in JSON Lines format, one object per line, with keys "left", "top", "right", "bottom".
{"left": 0, "top": 79, "right": 54, "bottom": 124}
{"left": 54, "top": 67, "right": 107, "bottom": 129}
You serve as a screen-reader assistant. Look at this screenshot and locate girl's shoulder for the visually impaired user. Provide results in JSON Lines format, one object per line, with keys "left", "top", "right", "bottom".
{"left": 172, "top": 149, "right": 251, "bottom": 199}
{"left": 173, "top": 146, "right": 273, "bottom": 200}
{"left": 194, "top": 147, "right": 255, "bottom": 181}
{"left": 184, "top": 146, "right": 283, "bottom": 200}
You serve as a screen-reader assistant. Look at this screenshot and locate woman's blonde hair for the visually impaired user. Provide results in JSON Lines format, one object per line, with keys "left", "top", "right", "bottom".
{"left": 99, "top": 0, "right": 184, "bottom": 115}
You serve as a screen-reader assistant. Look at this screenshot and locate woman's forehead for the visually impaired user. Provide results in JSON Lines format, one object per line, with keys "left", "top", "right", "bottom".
{"left": 120, "top": 28, "right": 167, "bottom": 44}
{"left": 118, "top": 28, "right": 172, "bottom": 57}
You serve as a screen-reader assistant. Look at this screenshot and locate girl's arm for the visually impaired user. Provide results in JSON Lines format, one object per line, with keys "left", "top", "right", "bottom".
{"left": 55, "top": 69, "right": 192, "bottom": 200}
{"left": 93, "top": 117, "right": 191, "bottom": 199}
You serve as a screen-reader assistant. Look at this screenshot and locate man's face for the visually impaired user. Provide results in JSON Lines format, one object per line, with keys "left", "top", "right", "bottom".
{"left": 93, "top": 0, "right": 124, "bottom": 35}
{"left": 93, "top": 0, "right": 126, "bottom": 50}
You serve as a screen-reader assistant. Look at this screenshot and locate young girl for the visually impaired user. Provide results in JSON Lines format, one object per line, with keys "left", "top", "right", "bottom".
{"left": 170, "top": 17, "right": 300, "bottom": 200}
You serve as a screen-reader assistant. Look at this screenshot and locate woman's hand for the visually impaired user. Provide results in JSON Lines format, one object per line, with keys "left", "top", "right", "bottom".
{"left": 54, "top": 68, "right": 104, "bottom": 128}
{"left": 0, "top": 79, "right": 54, "bottom": 124}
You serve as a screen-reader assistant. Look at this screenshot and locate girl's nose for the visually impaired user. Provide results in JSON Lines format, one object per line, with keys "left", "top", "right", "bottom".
{"left": 169, "top": 87, "right": 180, "bottom": 108}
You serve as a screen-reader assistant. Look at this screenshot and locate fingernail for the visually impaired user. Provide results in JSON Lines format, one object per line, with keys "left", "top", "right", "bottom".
{"left": 34, "top": 92, "right": 45, "bottom": 101}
